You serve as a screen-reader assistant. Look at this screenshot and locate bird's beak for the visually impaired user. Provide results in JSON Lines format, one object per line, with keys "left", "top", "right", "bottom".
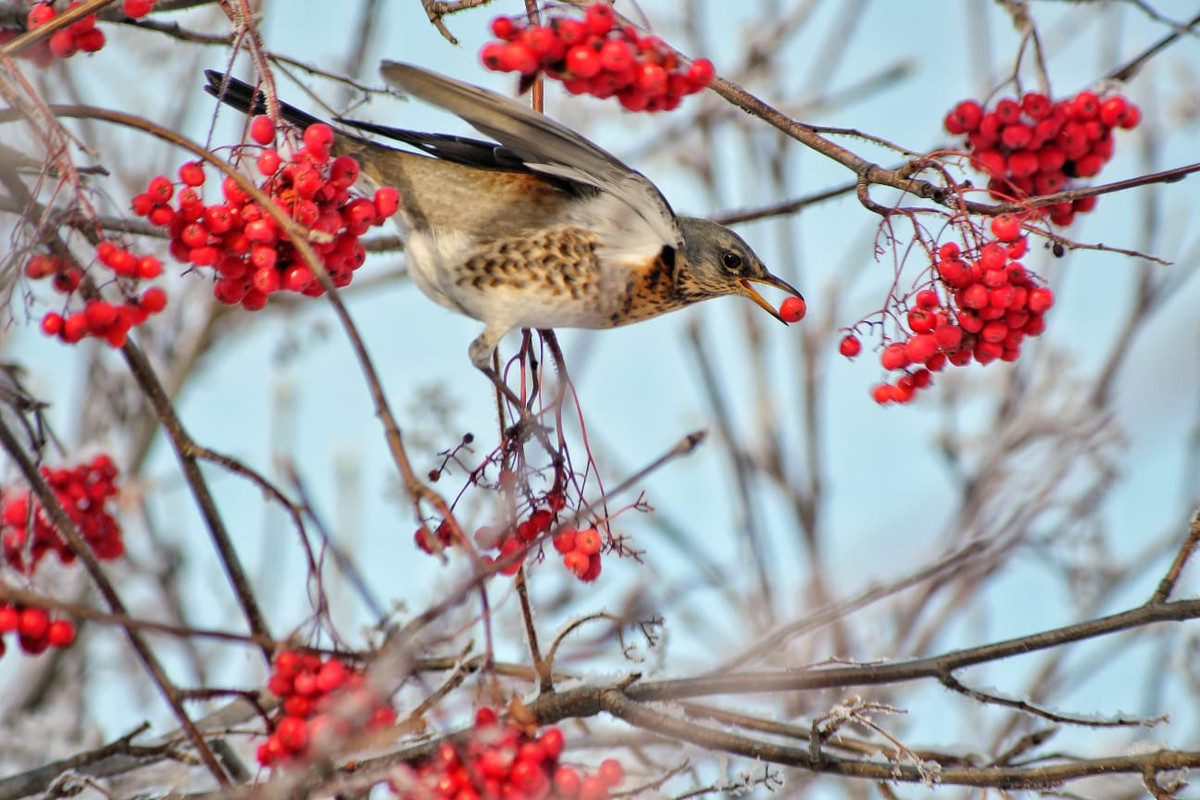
{"left": 740, "top": 274, "right": 803, "bottom": 323}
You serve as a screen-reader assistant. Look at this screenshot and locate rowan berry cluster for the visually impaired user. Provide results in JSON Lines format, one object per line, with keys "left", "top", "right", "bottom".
{"left": 945, "top": 90, "right": 1140, "bottom": 227}
{"left": 389, "top": 707, "right": 625, "bottom": 800}
{"left": 418, "top": 481, "right": 609, "bottom": 583}
{"left": 848, "top": 219, "right": 1053, "bottom": 404}
{"left": 0, "top": 603, "right": 75, "bottom": 659}
{"left": 549, "top": 526, "right": 603, "bottom": 582}
{"left": 1, "top": 454, "right": 125, "bottom": 574}
{"left": 0, "top": 454, "right": 120, "bottom": 661}
{"left": 32, "top": 242, "right": 167, "bottom": 347}
{"left": 258, "top": 649, "right": 397, "bottom": 767}
{"left": 133, "top": 122, "right": 398, "bottom": 310}
{"left": 0, "top": 1, "right": 156, "bottom": 66}
{"left": 482, "top": 2, "right": 715, "bottom": 112}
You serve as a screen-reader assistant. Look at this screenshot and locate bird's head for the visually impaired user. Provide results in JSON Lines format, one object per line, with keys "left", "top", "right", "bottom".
{"left": 675, "top": 217, "right": 803, "bottom": 323}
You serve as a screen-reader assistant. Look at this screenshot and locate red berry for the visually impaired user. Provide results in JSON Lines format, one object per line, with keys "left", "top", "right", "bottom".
{"left": 62, "top": 313, "right": 90, "bottom": 343}
{"left": 328, "top": 155, "right": 359, "bottom": 188}
{"left": 598, "top": 758, "right": 624, "bottom": 788}
{"left": 1000, "top": 123, "right": 1032, "bottom": 150}
{"left": 974, "top": 149, "right": 1006, "bottom": 177}
{"left": 41, "top": 312, "right": 63, "bottom": 336}
{"left": 1098, "top": 96, "right": 1127, "bottom": 127}
{"left": 838, "top": 334, "right": 861, "bottom": 358}
{"left": 1071, "top": 91, "right": 1100, "bottom": 121}
{"left": 1021, "top": 92, "right": 1051, "bottom": 120}
{"left": 315, "top": 658, "right": 348, "bottom": 692}
{"left": 303, "top": 123, "right": 334, "bottom": 153}
{"left": 944, "top": 100, "right": 983, "bottom": 134}
{"left": 243, "top": 116, "right": 273, "bottom": 149}
{"left": 937, "top": 258, "right": 971, "bottom": 287}
{"left": 136, "top": 255, "right": 162, "bottom": 279}
{"left": 915, "top": 289, "right": 940, "bottom": 308}
{"left": 526, "top": 26, "right": 564, "bottom": 62}
{"left": 908, "top": 308, "right": 934, "bottom": 334}
{"left": 599, "top": 39, "right": 634, "bottom": 73}
{"left": 47, "top": 619, "right": 75, "bottom": 647}
{"left": 256, "top": 149, "right": 281, "bottom": 175}
{"left": 539, "top": 726, "right": 565, "bottom": 759}
{"left": 490, "top": 16, "right": 517, "bottom": 40}
{"left": 962, "top": 283, "right": 989, "bottom": 310}
{"left": 687, "top": 58, "right": 715, "bottom": 88}
{"left": 1073, "top": 153, "right": 1103, "bottom": 178}
{"left": 634, "top": 62, "right": 668, "bottom": 96}
{"left": 555, "top": 18, "right": 587, "bottom": 46}
{"left": 563, "top": 551, "right": 589, "bottom": 577}
{"left": 880, "top": 342, "right": 909, "bottom": 371}
{"left": 580, "top": 552, "right": 602, "bottom": 581}
{"left": 480, "top": 41, "right": 510, "bottom": 72}
{"left": 27, "top": 4, "right": 55, "bottom": 29}
{"left": 1118, "top": 103, "right": 1141, "bottom": 129}
{"left": 979, "top": 243, "right": 1008, "bottom": 271}
{"left": 374, "top": 186, "right": 400, "bottom": 218}
{"left": 1027, "top": 287, "right": 1054, "bottom": 313}
{"left": 585, "top": 3, "right": 615, "bottom": 34}
{"left": 178, "top": 161, "right": 205, "bottom": 186}
{"left": 981, "top": 320, "right": 1008, "bottom": 343}
{"left": 140, "top": 287, "right": 167, "bottom": 313}
{"left": 0, "top": 606, "right": 17, "bottom": 632}
{"left": 18, "top": 607, "right": 49, "bottom": 639}
{"left": 275, "top": 716, "right": 309, "bottom": 752}
{"left": 123, "top": 0, "right": 155, "bottom": 17}
{"left": 779, "top": 296, "right": 805, "bottom": 322}
{"left": 1007, "top": 150, "right": 1039, "bottom": 178}
{"left": 147, "top": 174, "right": 174, "bottom": 203}
{"left": 554, "top": 767, "right": 582, "bottom": 798}
{"left": 506, "top": 42, "right": 540, "bottom": 75}
{"left": 84, "top": 300, "right": 117, "bottom": 330}
{"left": 574, "top": 528, "right": 602, "bottom": 556}
{"left": 990, "top": 213, "right": 1021, "bottom": 242}
{"left": 566, "top": 45, "right": 602, "bottom": 78}
{"left": 903, "top": 334, "right": 937, "bottom": 363}
{"left": 75, "top": 27, "right": 104, "bottom": 53}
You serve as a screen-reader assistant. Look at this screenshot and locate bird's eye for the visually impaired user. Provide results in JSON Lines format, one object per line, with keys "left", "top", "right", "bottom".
{"left": 722, "top": 252, "right": 743, "bottom": 271}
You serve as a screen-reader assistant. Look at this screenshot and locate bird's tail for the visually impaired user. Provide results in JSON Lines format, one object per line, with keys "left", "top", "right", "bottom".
{"left": 203, "top": 70, "right": 327, "bottom": 132}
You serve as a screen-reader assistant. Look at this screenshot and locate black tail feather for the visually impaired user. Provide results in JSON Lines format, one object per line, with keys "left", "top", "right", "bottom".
{"left": 203, "top": 70, "right": 326, "bottom": 132}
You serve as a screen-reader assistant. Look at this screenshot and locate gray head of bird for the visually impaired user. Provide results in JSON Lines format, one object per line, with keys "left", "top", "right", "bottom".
{"left": 675, "top": 217, "right": 803, "bottom": 322}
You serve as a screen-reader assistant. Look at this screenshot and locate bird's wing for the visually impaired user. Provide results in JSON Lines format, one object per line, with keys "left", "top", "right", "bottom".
{"left": 379, "top": 61, "right": 684, "bottom": 262}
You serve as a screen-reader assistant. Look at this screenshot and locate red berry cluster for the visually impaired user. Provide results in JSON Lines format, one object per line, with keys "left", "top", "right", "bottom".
{"left": 0, "top": 603, "right": 76, "bottom": 659}
{"left": 418, "top": 482, "right": 608, "bottom": 583}
{"left": 549, "top": 526, "right": 603, "bottom": 582}
{"left": 945, "top": 90, "right": 1140, "bottom": 227}
{"left": 1, "top": 454, "right": 124, "bottom": 574}
{"left": 258, "top": 649, "right": 397, "bottom": 767}
{"left": 1, "top": 1, "right": 154, "bottom": 66}
{"left": 390, "top": 707, "right": 624, "bottom": 800}
{"left": 482, "top": 2, "right": 714, "bottom": 112}
{"left": 848, "top": 221, "right": 1054, "bottom": 404}
{"left": 133, "top": 123, "right": 399, "bottom": 310}
{"left": 18, "top": 2, "right": 106, "bottom": 63}
{"left": 32, "top": 242, "right": 167, "bottom": 348}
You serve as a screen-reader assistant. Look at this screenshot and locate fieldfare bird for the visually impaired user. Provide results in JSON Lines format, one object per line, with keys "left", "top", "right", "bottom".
{"left": 203, "top": 62, "right": 803, "bottom": 370}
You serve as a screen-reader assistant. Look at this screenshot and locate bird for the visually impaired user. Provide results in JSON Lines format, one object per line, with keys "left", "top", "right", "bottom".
{"left": 203, "top": 62, "right": 803, "bottom": 372}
